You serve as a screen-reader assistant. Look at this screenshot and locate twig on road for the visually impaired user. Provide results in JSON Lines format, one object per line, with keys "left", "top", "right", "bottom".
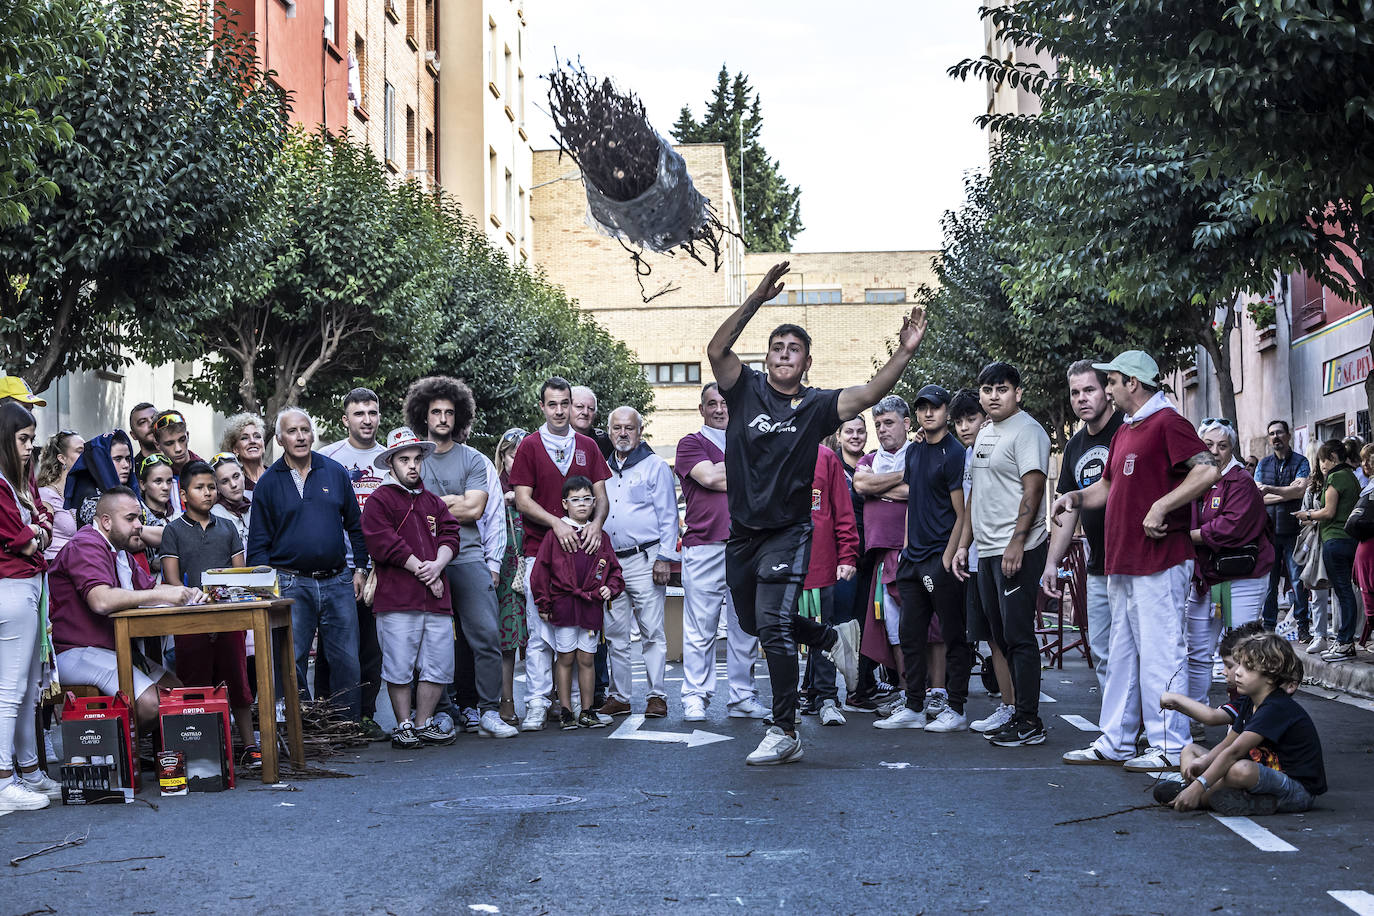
{"left": 4, "top": 854, "right": 166, "bottom": 878}
{"left": 1055, "top": 803, "right": 1162, "bottom": 826}
{"left": 9, "top": 830, "right": 89, "bottom": 867}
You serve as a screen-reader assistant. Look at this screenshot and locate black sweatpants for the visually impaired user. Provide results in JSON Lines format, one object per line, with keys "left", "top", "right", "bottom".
{"left": 895, "top": 555, "right": 972, "bottom": 715}
{"left": 726, "top": 521, "right": 830, "bottom": 729}
{"left": 976, "top": 542, "right": 1048, "bottom": 721}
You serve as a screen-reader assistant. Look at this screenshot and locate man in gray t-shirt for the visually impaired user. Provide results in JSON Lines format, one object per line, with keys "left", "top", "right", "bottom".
{"left": 405, "top": 375, "right": 516, "bottom": 738}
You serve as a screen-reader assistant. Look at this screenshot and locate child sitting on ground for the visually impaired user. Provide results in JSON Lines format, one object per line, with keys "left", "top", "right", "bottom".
{"left": 1155, "top": 633, "right": 1326, "bottom": 815}
{"left": 530, "top": 476, "right": 624, "bottom": 730}
{"left": 1159, "top": 620, "right": 1267, "bottom": 732}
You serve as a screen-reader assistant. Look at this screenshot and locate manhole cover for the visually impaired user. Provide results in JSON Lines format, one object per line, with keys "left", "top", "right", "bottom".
{"left": 432, "top": 794, "right": 584, "bottom": 811}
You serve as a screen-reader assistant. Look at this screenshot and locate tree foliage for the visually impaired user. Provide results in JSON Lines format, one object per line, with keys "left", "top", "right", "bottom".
{"left": 0, "top": 0, "right": 286, "bottom": 392}
{"left": 672, "top": 66, "right": 803, "bottom": 252}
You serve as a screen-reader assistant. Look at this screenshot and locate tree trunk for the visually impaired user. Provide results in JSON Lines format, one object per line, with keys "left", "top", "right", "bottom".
{"left": 1196, "top": 300, "right": 1239, "bottom": 423}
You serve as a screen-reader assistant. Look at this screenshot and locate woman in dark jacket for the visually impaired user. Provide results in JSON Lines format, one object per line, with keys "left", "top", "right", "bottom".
{"left": 65, "top": 429, "right": 141, "bottom": 527}
{"left": 1184, "top": 420, "right": 1274, "bottom": 705}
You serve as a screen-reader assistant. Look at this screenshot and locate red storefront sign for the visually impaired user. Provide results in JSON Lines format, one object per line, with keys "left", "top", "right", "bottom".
{"left": 1323, "top": 345, "right": 1373, "bottom": 394}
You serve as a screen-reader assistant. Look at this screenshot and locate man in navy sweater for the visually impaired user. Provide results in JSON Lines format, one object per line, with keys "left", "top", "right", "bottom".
{"left": 248, "top": 408, "right": 369, "bottom": 722}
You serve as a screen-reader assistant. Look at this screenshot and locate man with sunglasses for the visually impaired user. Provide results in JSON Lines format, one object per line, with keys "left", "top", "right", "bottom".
{"left": 1255, "top": 420, "right": 1311, "bottom": 636}
{"left": 153, "top": 409, "right": 202, "bottom": 514}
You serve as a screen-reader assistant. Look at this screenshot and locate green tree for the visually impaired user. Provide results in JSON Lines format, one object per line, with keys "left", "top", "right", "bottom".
{"left": 672, "top": 66, "right": 803, "bottom": 252}
{"left": 0, "top": 0, "right": 285, "bottom": 392}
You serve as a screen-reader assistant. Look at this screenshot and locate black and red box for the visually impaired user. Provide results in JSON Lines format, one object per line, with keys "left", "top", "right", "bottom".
{"left": 158, "top": 686, "right": 235, "bottom": 791}
{"left": 59, "top": 692, "right": 137, "bottom": 804}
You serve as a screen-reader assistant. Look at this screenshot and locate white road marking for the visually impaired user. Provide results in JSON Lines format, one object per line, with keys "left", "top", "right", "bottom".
{"left": 1039, "top": 692, "right": 1057, "bottom": 703}
{"left": 1329, "top": 891, "right": 1374, "bottom": 915}
{"left": 1059, "top": 714, "right": 1100, "bottom": 732}
{"left": 607, "top": 713, "right": 732, "bottom": 748}
{"left": 1211, "top": 815, "right": 1298, "bottom": 852}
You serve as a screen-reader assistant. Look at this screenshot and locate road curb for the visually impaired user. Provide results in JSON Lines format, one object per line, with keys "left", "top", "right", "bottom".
{"left": 1299, "top": 649, "right": 1374, "bottom": 700}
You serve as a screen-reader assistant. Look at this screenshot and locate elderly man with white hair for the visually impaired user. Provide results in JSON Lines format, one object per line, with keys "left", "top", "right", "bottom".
{"left": 570, "top": 385, "right": 615, "bottom": 460}
{"left": 598, "top": 406, "right": 681, "bottom": 718}
{"left": 247, "top": 407, "right": 369, "bottom": 722}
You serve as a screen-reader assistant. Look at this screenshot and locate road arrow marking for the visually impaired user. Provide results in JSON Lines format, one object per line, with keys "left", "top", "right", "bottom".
{"left": 608, "top": 714, "right": 733, "bottom": 748}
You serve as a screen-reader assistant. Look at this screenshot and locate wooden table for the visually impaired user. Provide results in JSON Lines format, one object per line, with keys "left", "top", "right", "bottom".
{"left": 110, "top": 598, "right": 305, "bottom": 784}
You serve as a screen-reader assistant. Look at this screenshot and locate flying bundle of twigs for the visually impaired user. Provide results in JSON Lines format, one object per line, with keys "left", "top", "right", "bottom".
{"left": 547, "top": 60, "right": 738, "bottom": 302}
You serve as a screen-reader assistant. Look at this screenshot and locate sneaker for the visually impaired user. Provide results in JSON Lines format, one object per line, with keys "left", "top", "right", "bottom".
{"left": 597, "top": 696, "right": 632, "bottom": 717}
{"left": 391, "top": 721, "right": 421, "bottom": 750}
{"left": 1297, "top": 624, "right": 1312, "bottom": 643}
{"left": 416, "top": 718, "right": 458, "bottom": 746}
{"left": 971, "top": 704, "right": 1015, "bottom": 734}
{"left": 924, "top": 708, "right": 968, "bottom": 733}
{"left": 822, "top": 620, "right": 860, "bottom": 691}
{"left": 478, "top": 710, "right": 518, "bottom": 739}
{"left": 1211, "top": 661, "right": 1226, "bottom": 683}
{"left": 1062, "top": 746, "right": 1123, "bottom": 766}
{"left": 239, "top": 745, "right": 263, "bottom": 770}
{"left": 559, "top": 707, "right": 578, "bottom": 730}
{"left": 1152, "top": 773, "right": 1187, "bottom": 805}
{"left": 18, "top": 770, "right": 62, "bottom": 800}
{"left": 1123, "top": 747, "right": 1179, "bottom": 773}
{"left": 460, "top": 707, "right": 482, "bottom": 732}
{"left": 876, "top": 691, "right": 908, "bottom": 718}
{"left": 1207, "top": 788, "right": 1280, "bottom": 817}
{"left": 1323, "top": 642, "right": 1356, "bottom": 661}
{"left": 798, "top": 696, "right": 820, "bottom": 717}
{"left": 819, "top": 699, "right": 846, "bottom": 727}
{"left": 923, "top": 688, "right": 949, "bottom": 721}
{"left": 432, "top": 712, "right": 457, "bottom": 737}
{"left": 645, "top": 696, "right": 668, "bottom": 719}
{"left": 988, "top": 714, "right": 1047, "bottom": 747}
{"left": 358, "top": 716, "right": 388, "bottom": 742}
{"left": 521, "top": 703, "right": 550, "bottom": 732}
{"left": 874, "top": 706, "right": 925, "bottom": 729}
{"left": 842, "top": 695, "right": 880, "bottom": 714}
{"left": 728, "top": 697, "right": 768, "bottom": 719}
{"left": 1306, "top": 636, "right": 1329, "bottom": 655}
{"left": 577, "top": 709, "right": 608, "bottom": 729}
{"left": 744, "top": 726, "right": 804, "bottom": 766}
{"left": 871, "top": 687, "right": 902, "bottom": 706}
{"left": 683, "top": 697, "right": 708, "bottom": 722}
{"left": 0, "top": 779, "right": 49, "bottom": 811}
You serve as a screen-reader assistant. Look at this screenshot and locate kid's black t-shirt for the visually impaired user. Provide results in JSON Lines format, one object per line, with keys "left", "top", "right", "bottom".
{"left": 1230, "top": 692, "right": 1327, "bottom": 795}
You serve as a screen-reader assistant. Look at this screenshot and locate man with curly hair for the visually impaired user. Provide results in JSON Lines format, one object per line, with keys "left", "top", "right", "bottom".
{"left": 404, "top": 376, "right": 517, "bottom": 739}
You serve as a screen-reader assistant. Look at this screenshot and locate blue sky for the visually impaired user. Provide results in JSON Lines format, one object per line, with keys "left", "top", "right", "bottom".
{"left": 525, "top": 1, "right": 991, "bottom": 253}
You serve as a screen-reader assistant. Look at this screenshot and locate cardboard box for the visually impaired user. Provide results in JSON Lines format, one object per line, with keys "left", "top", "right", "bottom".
{"left": 60, "top": 692, "right": 137, "bottom": 803}
{"left": 158, "top": 687, "right": 235, "bottom": 791}
{"left": 201, "top": 565, "right": 278, "bottom": 602}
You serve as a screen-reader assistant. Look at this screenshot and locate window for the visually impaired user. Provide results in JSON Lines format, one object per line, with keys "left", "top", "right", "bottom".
{"left": 517, "top": 69, "right": 525, "bottom": 125}
{"left": 383, "top": 81, "right": 396, "bottom": 164}
{"left": 488, "top": 19, "right": 498, "bottom": 88}
{"left": 406, "top": 106, "right": 416, "bottom": 171}
{"left": 424, "top": 0, "right": 436, "bottom": 52}
{"left": 504, "top": 45, "right": 513, "bottom": 99}
{"left": 323, "top": 0, "right": 336, "bottom": 44}
{"left": 424, "top": 129, "right": 434, "bottom": 181}
{"left": 504, "top": 168, "right": 514, "bottom": 227}
{"left": 351, "top": 35, "right": 366, "bottom": 110}
{"left": 865, "top": 288, "right": 906, "bottom": 303}
{"left": 405, "top": 0, "right": 416, "bottom": 44}
{"left": 763, "top": 289, "right": 842, "bottom": 305}
{"left": 517, "top": 187, "right": 526, "bottom": 242}
{"left": 488, "top": 148, "right": 498, "bottom": 222}
{"left": 641, "top": 363, "right": 702, "bottom": 385}
{"left": 742, "top": 356, "right": 766, "bottom": 373}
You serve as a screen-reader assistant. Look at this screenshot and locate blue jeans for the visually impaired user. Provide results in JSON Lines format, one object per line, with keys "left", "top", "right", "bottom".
{"left": 1323, "top": 537, "right": 1359, "bottom": 644}
{"left": 1264, "top": 532, "right": 1309, "bottom": 629}
{"left": 281, "top": 570, "right": 361, "bottom": 721}
{"left": 1251, "top": 762, "right": 1316, "bottom": 812}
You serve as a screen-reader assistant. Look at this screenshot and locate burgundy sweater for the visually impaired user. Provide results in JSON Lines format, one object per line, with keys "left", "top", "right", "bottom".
{"left": 805, "top": 446, "right": 859, "bottom": 590}
{"left": 1192, "top": 463, "right": 1275, "bottom": 588}
{"left": 530, "top": 527, "right": 625, "bottom": 630}
{"left": 361, "top": 480, "right": 461, "bottom": 614}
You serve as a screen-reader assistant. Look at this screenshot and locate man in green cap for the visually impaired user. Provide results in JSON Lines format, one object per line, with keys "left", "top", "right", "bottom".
{"left": 1056, "top": 350, "right": 1219, "bottom": 774}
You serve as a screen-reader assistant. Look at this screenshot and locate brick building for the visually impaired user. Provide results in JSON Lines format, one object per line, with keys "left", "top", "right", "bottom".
{"left": 530, "top": 143, "right": 937, "bottom": 459}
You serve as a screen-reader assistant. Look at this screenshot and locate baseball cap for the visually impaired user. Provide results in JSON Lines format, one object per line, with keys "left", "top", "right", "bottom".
{"left": 1092, "top": 350, "right": 1160, "bottom": 385}
{"left": 913, "top": 384, "right": 951, "bottom": 407}
{"left": 0, "top": 376, "right": 46, "bottom": 406}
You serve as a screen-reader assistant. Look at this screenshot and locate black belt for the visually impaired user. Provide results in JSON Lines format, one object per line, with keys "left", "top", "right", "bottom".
{"left": 277, "top": 566, "right": 346, "bottom": 580}
{"left": 614, "top": 540, "right": 659, "bottom": 559}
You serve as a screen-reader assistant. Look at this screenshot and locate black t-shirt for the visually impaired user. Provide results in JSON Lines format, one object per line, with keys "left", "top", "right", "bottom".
{"left": 722, "top": 365, "right": 842, "bottom": 532}
{"left": 1056, "top": 410, "right": 1124, "bottom": 576}
{"left": 1231, "top": 692, "right": 1327, "bottom": 796}
{"left": 902, "top": 434, "right": 965, "bottom": 563}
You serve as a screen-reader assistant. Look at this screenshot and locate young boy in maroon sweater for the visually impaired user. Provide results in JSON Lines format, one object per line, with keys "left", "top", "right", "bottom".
{"left": 530, "top": 476, "right": 625, "bottom": 729}
{"left": 362, "top": 429, "right": 463, "bottom": 749}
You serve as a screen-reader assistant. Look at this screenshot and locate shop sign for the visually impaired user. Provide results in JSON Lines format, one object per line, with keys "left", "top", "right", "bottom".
{"left": 1323, "top": 345, "right": 1372, "bottom": 394}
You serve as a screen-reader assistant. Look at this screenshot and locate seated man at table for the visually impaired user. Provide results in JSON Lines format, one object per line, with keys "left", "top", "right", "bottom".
{"left": 49, "top": 487, "right": 204, "bottom": 729}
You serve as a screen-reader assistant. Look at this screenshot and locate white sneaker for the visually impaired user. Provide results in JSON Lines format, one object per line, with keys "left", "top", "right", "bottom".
{"left": 728, "top": 697, "right": 768, "bottom": 719}
{"left": 0, "top": 779, "right": 50, "bottom": 811}
{"left": 1306, "top": 636, "right": 1329, "bottom": 655}
{"left": 874, "top": 706, "right": 925, "bottom": 729}
{"left": 683, "top": 697, "right": 708, "bottom": 722}
{"left": 819, "top": 699, "right": 846, "bottom": 727}
{"left": 1123, "top": 746, "right": 1179, "bottom": 773}
{"left": 745, "top": 726, "right": 803, "bottom": 766}
{"left": 478, "top": 709, "right": 518, "bottom": 738}
{"left": 970, "top": 704, "right": 1014, "bottom": 734}
{"left": 924, "top": 708, "right": 968, "bottom": 733}
{"left": 1323, "top": 642, "right": 1357, "bottom": 661}
{"left": 19, "top": 770, "right": 62, "bottom": 800}
{"left": 876, "top": 691, "right": 908, "bottom": 718}
{"left": 822, "top": 620, "right": 860, "bottom": 691}
{"left": 521, "top": 702, "right": 549, "bottom": 732}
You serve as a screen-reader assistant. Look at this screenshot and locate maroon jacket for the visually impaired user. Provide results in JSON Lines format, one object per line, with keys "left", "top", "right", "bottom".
{"left": 805, "top": 446, "right": 859, "bottom": 590}
{"left": 530, "top": 526, "right": 625, "bottom": 631}
{"left": 1192, "top": 463, "right": 1275, "bottom": 588}
{"left": 0, "top": 473, "right": 50, "bottom": 579}
{"left": 361, "top": 480, "right": 462, "bottom": 614}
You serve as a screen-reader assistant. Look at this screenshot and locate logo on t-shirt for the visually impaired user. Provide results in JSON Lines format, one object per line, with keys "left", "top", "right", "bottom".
{"left": 747, "top": 413, "right": 798, "bottom": 434}
{"left": 427, "top": 514, "right": 437, "bottom": 536}
{"left": 1210, "top": 495, "right": 1222, "bottom": 510}
{"left": 575, "top": 450, "right": 587, "bottom": 467}
{"left": 1075, "top": 445, "right": 1110, "bottom": 490}
{"left": 343, "top": 463, "right": 384, "bottom": 510}
{"left": 811, "top": 488, "right": 821, "bottom": 511}
{"left": 1123, "top": 453, "right": 1137, "bottom": 476}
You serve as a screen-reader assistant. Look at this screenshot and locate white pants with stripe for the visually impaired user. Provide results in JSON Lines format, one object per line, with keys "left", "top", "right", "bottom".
{"left": 522, "top": 561, "right": 556, "bottom": 710}
{"left": 1092, "top": 562, "right": 1193, "bottom": 759}
{"left": 680, "top": 543, "right": 758, "bottom": 706}
{"left": 605, "top": 551, "right": 667, "bottom": 701}
{"left": 1184, "top": 575, "right": 1267, "bottom": 704}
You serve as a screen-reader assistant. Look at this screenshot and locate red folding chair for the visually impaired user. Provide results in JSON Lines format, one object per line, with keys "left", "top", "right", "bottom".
{"left": 1035, "top": 538, "right": 1091, "bottom": 668}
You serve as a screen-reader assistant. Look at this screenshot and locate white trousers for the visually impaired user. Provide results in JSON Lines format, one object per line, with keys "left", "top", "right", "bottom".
{"left": 1184, "top": 575, "right": 1267, "bottom": 704}
{"left": 1085, "top": 574, "right": 1111, "bottom": 694}
{"left": 0, "top": 576, "right": 41, "bottom": 771}
{"left": 680, "top": 543, "right": 758, "bottom": 706}
{"left": 1093, "top": 562, "right": 1192, "bottom": 759}
{"left": 522, "top": 560, "right": 556, "bottom": 709}
{"left": 605, "top": 551, "right": 667, "bottom": 700}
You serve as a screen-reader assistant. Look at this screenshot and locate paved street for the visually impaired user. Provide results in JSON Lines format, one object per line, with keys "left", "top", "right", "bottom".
{"left": 3, "top": 651, "right": 1372, "bottom": 915}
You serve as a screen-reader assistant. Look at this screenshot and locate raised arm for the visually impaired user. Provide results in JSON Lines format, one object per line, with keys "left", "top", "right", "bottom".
{"left": 708, "top": 261, "right": 789, "bottom": 392}
{"left": 835, "top": 306, "right": 928, "bottom": 419}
